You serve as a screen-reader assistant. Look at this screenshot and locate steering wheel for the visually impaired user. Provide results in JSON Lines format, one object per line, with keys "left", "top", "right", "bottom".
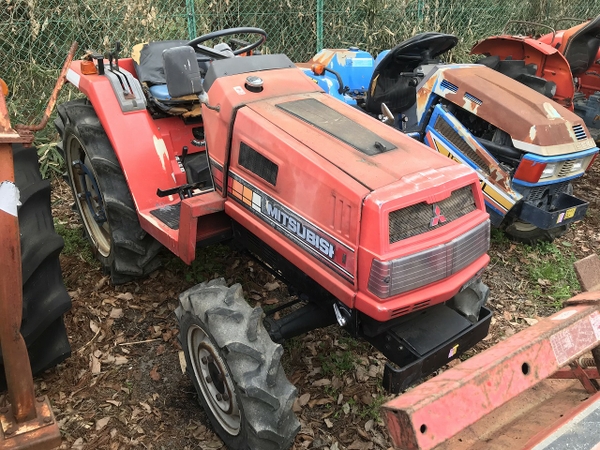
{"left": 187, "top": 27, "right": 267, "bottom": 62}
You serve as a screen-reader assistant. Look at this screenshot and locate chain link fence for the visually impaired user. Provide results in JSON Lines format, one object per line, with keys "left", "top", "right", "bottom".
{"left": 1, "top": 0, "right": 598, "bottom": 123}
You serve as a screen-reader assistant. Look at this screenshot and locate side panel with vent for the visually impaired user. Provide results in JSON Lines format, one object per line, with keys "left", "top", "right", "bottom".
{"left": 223, "top": 103, "right": 367, "bottom": 307}
{"left": 423, "top": 105, "right": 520, "bottom": 218}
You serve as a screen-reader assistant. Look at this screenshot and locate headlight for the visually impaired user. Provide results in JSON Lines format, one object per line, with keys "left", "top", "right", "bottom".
{"left": 570, "top": 159, "right": 584, "bottom": 172}
{"left": 540, "top": 163, "right": 557, "bottom": 179}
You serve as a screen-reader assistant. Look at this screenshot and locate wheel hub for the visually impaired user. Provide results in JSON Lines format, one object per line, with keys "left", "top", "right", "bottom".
{"left": 66, "top": 136, "right": 111, "bottom": 258}
{"left": 188, "top": 324, "right": 240, "bottom": 435}
{"left": 72, "top": 160, "right": 106, "bottom": 225}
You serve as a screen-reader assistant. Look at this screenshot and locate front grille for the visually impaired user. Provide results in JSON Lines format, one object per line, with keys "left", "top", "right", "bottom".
{"left": 523, "top": 180, "right": 569, "bottom": 203}
{"left": 557, "top": 160, "right": 575, "bottom": 178}
{"left": 389, "top": 185, "right": 476, "bottom": 244}
{"left": 573, "top": 124, "right": 587, "bottom": 141}
{"left": 369, "top": 220, "right": 490, "bottom": 298}
{"left": 434, "top": 116, "right": 490, "bottom": 175}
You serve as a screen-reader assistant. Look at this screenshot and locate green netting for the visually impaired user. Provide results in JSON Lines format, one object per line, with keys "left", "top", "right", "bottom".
{"left": 1, "top": 0, "right": 598, "bottom": 123}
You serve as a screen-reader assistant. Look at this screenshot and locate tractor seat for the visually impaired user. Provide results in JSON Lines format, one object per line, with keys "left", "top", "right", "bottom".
{"left": 561, "top": 15, "right": 600, "bottom": 77}
{"left": 131, "top": 41, "right": 234, "bottom": 116}
{"left": 365, "top": 33, "right": 458, "bottom": 115}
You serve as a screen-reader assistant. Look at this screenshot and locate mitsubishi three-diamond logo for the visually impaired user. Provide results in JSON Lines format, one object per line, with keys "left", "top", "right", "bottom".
{"left": 430, "top": 204, "right": 446, "bottom": 227}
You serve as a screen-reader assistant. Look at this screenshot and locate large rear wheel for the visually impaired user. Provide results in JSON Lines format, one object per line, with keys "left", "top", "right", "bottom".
{"left": 0, "top": 144, "right": 72, "bottom": 389}
{"left": 176, "top": 279, "right": 300, "bottom": 449}
{"left": 56, "top": 99, "right": 161, "bottom": 284}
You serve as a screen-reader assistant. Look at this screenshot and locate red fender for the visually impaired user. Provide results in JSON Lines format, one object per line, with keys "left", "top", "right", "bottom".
{"left": 471, "top": 36, "right": 575, "bottom": 110}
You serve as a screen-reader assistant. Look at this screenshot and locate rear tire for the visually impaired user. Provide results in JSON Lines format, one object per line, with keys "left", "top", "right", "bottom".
{"left": 56, "top": 99, "right": 161, "bottom": 284}
{"left": 176, "top": 279, "right": 300, "bottom": 450}
{"left": 0, "top": 144, "right": 72, "bottom": 390}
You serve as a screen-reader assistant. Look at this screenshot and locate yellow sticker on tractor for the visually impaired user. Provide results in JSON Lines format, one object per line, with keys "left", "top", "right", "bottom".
{"left": 565, "top": 207, "right": 576, "bottom": 219}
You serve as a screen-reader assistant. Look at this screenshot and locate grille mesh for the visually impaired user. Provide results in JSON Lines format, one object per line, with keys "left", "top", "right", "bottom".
{"left": 389, "top": 185, "right": 476, "bottom": 244}
{"left": 434, "top": 116, "right": 490, "bottom": 175}
{"left": 557, "top": 160, "right": 575, "bottom": 177}
{"left": 524, "top": 181, "right": 569, "bottom": 202}
{"left": 464, "top": 92, "right": 483, "bottom": 105}
{"left": 440, "top": 79, "right": 459, "bottom": 93}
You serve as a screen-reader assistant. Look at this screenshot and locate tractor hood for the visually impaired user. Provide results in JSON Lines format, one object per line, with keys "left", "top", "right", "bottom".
{"left": 421, "top": 65, "right": 596, "bottom": 156}
{"left": 248, "top": 92, "right": 475, "bottom": 191}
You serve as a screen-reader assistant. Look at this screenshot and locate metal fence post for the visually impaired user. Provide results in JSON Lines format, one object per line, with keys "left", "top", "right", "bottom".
{"left": 417, "top": 0, "right": 425, "bottom": 26}
{"left": 316, "top": 0, "right": 323, "bottom": 53}
{"left": 186, "top": 0, "right": 197, "bottom": 41}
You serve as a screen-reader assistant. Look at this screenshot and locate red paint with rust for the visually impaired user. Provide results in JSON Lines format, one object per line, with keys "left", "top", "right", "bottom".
{"left": 471, "top": 36, "right": 575, "bottom": 109}
{"left": 538, "top": 23, "right": 600, "bottom": 99}
{"left": 382, "top": 304, "right": 600, "bottom": 449}
{"left": 67, "top": 56, "right": 489, "bottom": 321}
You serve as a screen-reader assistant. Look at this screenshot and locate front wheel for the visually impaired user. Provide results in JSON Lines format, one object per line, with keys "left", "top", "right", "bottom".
{"left": 503, "top": 219, "right": 568, "bottom": 244}
{"left": 176, "top": 279, "right": 300, "bottom": 450}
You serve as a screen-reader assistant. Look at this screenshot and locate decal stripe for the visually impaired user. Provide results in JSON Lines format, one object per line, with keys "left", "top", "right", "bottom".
{"left": 430, "top": 134, "right": 516, "bottom": 213}
{"left": 228, "top": 171, "right": 355, "bottom": 281}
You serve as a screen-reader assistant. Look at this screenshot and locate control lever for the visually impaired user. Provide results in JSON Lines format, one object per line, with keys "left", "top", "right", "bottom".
{"left": 107, "top": 41, "right": 122, "bottom": 72}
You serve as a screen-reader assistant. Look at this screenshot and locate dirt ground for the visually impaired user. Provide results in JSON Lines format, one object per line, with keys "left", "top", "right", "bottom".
{"left": 6, "top": 158, "right": 600, "bottom": 450}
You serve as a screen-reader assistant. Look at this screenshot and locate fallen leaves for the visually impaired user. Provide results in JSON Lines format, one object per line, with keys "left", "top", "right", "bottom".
{"left": 95, "top": 417, "right": 110, "bottom": 431}
{"left": 149, "top": 366, "right": 160, "bottom": 381}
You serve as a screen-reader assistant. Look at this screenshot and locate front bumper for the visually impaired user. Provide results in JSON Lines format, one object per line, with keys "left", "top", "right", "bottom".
{"left": 519, "top": 192, "right": 588, "bottom": 230}
{"left": 378, "top": 305, "right": 492, "bottom": 393}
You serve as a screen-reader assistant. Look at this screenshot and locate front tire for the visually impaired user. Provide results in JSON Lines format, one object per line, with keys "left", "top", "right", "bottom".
{"left": 176, "top": 279, "right": 300, "bottom": 450}
{"left": 56, "top": 99, "right": 161, "bottom": 284}
{"left": 504, "top": 219, "right": 568, "bottom": 244}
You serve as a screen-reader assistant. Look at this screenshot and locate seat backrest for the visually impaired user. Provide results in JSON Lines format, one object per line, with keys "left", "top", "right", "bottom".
{"left": 132, "top": 40, "right": 189, "bottom": 85}
{"left": 163, "top": 46, "right": 204, "bottom": 98}
{"left": 365, "top": 33, "right": 458, "bottom": 115}
{"left": 561, "top": 16, "right": 600, "bottom": 76}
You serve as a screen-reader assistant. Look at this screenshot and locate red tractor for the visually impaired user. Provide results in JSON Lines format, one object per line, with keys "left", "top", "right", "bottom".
{"left": 472, "top": 15, "right": 600, "bottom": 141}
{"left": 56, "top": 28, "right": 492, "bottom": 448}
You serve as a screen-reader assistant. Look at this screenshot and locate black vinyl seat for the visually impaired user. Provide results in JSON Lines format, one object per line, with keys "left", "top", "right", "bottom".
{"left": 365, "top": 33, "right": 458, "bottom": 115}
{"left": 562, "top": 15, "right": 600, "bottom": 77}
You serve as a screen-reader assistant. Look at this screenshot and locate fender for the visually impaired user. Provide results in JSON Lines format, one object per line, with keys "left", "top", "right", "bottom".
{"left": 65, "top": 59, "right": 206, "bottom": 252}
{"left": 471, "top": 36, "right": 575, "bottom": 110}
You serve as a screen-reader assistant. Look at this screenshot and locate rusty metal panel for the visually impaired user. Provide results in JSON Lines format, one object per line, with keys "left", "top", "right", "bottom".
{"left": 381, "top": 304, "right": 600, "bottom": 450}
{"left": 0, "top": 397, "right": 61, "bottom": 450}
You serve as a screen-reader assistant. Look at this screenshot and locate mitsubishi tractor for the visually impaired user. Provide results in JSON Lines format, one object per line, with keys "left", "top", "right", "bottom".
{"left": 299, "top": 32, "right": 599, "bottom": 244}
{"left": 56, "top": 28, "right": 492, "bottom": 449}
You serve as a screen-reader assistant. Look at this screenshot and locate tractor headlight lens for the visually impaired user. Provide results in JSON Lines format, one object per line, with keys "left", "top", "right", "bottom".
{"left": 570, "top": 160, "right": 584, "bottom": 172}
{"left": 540, "top": 163, "right": 557, "bottom": 179}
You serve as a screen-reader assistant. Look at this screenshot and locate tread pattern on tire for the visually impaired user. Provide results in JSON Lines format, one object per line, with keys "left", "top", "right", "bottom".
{"left": 56, "top": 99, "right": 161, "bottom": 284}
{"left": 0, "top": 144, "right": 72, "bottom": 390}
{"left": 176, "top": 279, "right": 300, "bottom": 450}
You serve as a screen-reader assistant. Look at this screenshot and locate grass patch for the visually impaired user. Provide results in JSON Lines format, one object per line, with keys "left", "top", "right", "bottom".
{"left": 358, "top": 393, "right": 387, "bottom": 421}
{"left": 319, "top": 349, "right": 357, "bottom": 377}
{"left": 54, "top": 220, "right": 96, "bottom": 264}
{"left": 164, "top": 244, "right": 230, "bottom": 284}
{"left": 524, "top": 241, "right": 579, "bottom": 308}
